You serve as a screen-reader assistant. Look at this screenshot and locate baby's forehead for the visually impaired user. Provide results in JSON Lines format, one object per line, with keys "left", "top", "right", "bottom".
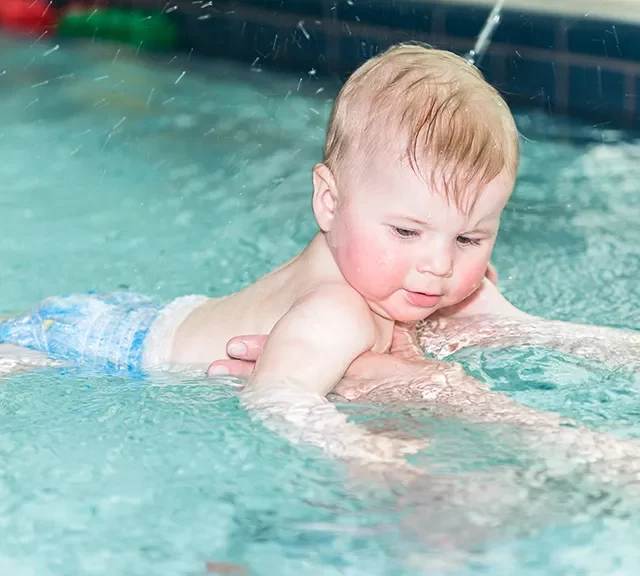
{"left": 361, "top": 158, "right": 511, "bottom": 220}
{"left": 360, "top": 150, "right": 472, "bottom": 195}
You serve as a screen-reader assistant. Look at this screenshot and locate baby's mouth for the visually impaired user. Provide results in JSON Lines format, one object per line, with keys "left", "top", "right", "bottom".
{"left": 404, "top": 290, "right": 442, "bottom": 308}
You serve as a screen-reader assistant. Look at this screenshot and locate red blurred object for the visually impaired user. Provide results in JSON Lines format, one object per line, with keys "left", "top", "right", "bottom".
{"left": 0, "top": 0, "right": 58, "bottom": 35}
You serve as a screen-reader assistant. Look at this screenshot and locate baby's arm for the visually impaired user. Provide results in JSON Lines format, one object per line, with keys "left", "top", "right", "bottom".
{"left": 240, "top": 287, "right": 420, "bottom": 464}
{"left": 248, "top": 287, "right": 376, "bottom": 395}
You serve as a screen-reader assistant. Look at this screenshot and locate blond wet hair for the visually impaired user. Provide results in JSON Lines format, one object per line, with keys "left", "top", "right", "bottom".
{"left": 324, "top": 43, "right": 519, "bottom": 211}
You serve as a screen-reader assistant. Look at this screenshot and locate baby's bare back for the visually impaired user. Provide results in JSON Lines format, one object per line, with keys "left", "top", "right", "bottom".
{"left": 170, "top": 234, "right": 347, "bottom": 368}
{"left": 171, "top": 267, "right": 299, "bottom": 367}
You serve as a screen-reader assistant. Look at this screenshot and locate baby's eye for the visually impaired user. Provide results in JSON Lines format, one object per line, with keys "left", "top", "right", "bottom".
{"left": 391, "top": 226, "right": 419, "bottom": 239}
{"left": 457, "top": 236, "right": 482, "bottom": 247}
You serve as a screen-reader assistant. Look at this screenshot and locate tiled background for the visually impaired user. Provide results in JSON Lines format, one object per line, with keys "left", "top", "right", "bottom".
{"left": 60, "top": 1, "right": 640, "bottom": 128}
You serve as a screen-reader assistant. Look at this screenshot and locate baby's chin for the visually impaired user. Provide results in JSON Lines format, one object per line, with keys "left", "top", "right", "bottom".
{"left": 370, "top": 302, "right": 445, "bottom": 324}
{"left": 393, "top": 310, "right": 442, "bottom": 324}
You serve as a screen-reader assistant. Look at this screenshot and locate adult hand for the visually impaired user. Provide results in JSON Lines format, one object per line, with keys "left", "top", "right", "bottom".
{"left": 206, "top": 323, "right": 455, "bottom": 402}
{"left": 207, "top": 336, "right": 265, "bottom": 378}
{"left": 207, "top": 322, "right": 424, "bottom": 379}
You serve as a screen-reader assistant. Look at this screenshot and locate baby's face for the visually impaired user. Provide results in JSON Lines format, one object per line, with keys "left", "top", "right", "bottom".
{"left": 328, "top": 158, "right": 514, "bottom": 323}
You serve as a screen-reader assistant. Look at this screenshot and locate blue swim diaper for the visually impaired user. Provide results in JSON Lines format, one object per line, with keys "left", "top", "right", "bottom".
{"left": 0, "top": 292, "right": 163, "bottom": 372}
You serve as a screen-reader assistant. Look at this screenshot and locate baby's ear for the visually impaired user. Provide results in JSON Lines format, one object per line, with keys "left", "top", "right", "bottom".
{"left": 312, "top": 163, "right": 339, "bottom": 232}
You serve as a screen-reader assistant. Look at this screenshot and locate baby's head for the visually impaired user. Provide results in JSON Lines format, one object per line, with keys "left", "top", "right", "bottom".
{"left": 313, "top": 43, "right": 519, "bottom": 323}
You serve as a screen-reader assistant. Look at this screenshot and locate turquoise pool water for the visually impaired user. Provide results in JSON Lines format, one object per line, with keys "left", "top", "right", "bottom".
{"left": 0, "top": 35, "right": 639, "bottom": 576}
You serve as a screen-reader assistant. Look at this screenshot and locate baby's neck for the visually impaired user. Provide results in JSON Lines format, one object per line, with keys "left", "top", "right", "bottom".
{"left": 293, "top": 232, "right": 345, "bottom": 284}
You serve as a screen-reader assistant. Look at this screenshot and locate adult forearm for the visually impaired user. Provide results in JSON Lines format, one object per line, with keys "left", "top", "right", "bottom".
{"left": 340, "top": 359, "right": 640, "bottom": 485}
{"left": 418, "top": 316, "right": 640, "bottom": 367}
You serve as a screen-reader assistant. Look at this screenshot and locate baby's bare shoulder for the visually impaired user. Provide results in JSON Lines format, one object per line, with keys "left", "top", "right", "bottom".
{"left": 290, "top": 283, "right": 376, "bottom": 342}
{"left": 298, "top": 282, "right": 367, "bottom": 310}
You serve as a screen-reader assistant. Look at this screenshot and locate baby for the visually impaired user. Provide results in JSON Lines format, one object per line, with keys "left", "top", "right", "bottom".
{"left": 170, "top": 43, "right": 515, "bottom": 387}
{"left": 0, "top": 44, "right": 520, "bottom": 461}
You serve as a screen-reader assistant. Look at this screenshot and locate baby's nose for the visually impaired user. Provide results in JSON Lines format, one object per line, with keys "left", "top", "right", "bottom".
{"left": 416, "top": 248, "right": 453, "bottom": 278}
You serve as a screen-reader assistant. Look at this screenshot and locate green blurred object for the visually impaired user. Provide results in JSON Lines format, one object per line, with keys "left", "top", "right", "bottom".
{"left": 57, "top": 7, "right": 177, "bottom": 50}
{"left": 94, "top": 9, "right": 132, "bottom": 44}
{"left": 130, "top": 12, "right": 177, "bottom": 50}
{"left": 57, "top": 8, "right": 99, "bottom": 38}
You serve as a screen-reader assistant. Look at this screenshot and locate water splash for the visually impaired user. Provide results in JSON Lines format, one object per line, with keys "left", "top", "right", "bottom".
{"left": 466, "top": 0, "right": 505, "bottom": 68}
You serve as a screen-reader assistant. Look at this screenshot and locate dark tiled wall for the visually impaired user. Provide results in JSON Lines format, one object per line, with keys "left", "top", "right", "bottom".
{"left": 68, "top": 1, "right": 640, "bottom": 128}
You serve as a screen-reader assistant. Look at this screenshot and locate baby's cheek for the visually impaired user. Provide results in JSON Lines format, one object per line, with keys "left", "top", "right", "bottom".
{"left": 450, "top": 260, "right": 488, "bottom": 303}
{"left": 337, "top": 232, "right": 375, "bottom": 282}
{"left": 344, "top": 234, "right": 406, "bottom": 297}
